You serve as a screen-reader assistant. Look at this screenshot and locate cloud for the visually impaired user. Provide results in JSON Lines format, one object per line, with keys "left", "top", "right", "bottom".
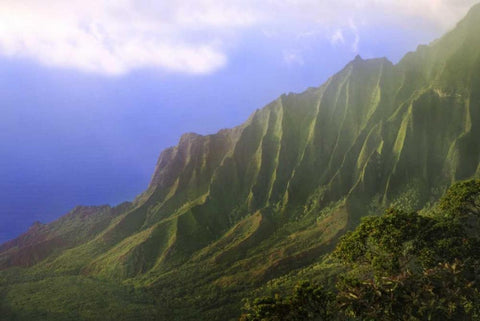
{"left": 328, "top": 21, "right": 359, "bottom": 53}
{"left": 0, "top": 0, "right": 254, "bottom": 75}
{"left": 349, "top": 20, "right": 360, "bottom": 53}
{"left": 373, "top": 0, "right": 478, "bottom": 29}
{"left": 330, "top": 29, "right": 345, "bottom": 45}
{"left": 0, "top": 0, "right": 477, "bottom": 75}
{"left": 283, "top": 50, "right": 305, "bottom": 65}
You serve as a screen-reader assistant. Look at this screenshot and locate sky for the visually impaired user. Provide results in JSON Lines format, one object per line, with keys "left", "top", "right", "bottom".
{"left": 0, "top": 0, "right": 478, "bottom": 243}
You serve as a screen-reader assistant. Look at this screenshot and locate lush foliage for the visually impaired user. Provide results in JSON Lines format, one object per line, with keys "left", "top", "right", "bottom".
{"left": 337, "top": 261, "right": 480, "bottom": 321}
{"left": 333, "top": 207, "right": 480, "bottom": 274}
{"left": 240, "top": 281, "right": 334, "bottom": 321}
{"left": 439, "top": 179, "right": 480, "bottom": 218}
{"left": 242, "top": 179, "right": 480, "bottom": 321}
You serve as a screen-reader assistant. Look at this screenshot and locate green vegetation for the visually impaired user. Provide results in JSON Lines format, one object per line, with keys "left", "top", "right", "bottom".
{"left": 2, "top": 3, "right": 480, "bottom": 320}
{"left": 240, "top": 281, "right": 334, "bottom": 321}
{"left": 1, "top": 275, "right": 157, "bottom": 321}
{"left": 242, "top": 180, "right": 480, "bottom": 320}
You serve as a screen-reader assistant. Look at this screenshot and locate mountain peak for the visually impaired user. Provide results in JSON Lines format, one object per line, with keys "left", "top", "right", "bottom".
{"left": 347, "top": 55, "right": 391, "bottom": 69}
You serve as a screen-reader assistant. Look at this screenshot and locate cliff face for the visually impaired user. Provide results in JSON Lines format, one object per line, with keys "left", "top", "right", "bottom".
{"left": 2, "top": 4, "right": 480, "bottom": 320}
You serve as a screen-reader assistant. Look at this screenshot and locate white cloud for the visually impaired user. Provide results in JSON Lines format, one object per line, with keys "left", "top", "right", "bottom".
{"left": 349, "top": 20, "right": 360, "bottom": 53}
{"left": 330, "top": 29, "right": 345, "bottom": 45}
{"left": 0, "top": 0, "right": 253, "bottom": 75}
{"left": 0, "top": 0, "right": 477, "bottom": 75}
{"left": 373, "top": 0, "right": 478, "bottom": 29}
{"left": 327, "top": 21, "right": 359, "bottom": 53}
{"left": 283, "top": 50, "right": 305, "bottom": 65}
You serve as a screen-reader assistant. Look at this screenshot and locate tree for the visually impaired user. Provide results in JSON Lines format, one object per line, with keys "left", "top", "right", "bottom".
{"left": 337, "top": 261, "right": 480, "bottom": 321}
{"left": 333, "top": 209, "right": 434, "bottom": 274}
{"left": 439, "top": 179, "right": 480, "bottom": 218}
{"left": 240, "top": 281, "right": 335, "bottom": 321}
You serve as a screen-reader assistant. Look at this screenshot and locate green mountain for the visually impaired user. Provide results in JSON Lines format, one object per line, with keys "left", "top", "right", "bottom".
{"left": 2, "top": 4, "right": 480, "bottom": 320}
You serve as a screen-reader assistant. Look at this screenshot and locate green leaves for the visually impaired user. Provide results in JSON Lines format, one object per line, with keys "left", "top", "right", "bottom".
{"left": 244, "top": 180, "right": 480, "bottom": 321}
{"left": 240, "top": 281, "right": 335, "bottom": 321}
{"left": 332, "top": 181, "right": 480, "bottom": 320}
{"left": 337, "top": 261, "right": 480, "bottom": 321}
{"left": 439, "top": 179, "right": 480, "bottom": 219}
{"left": 333, "top": 209, "right": 434, "bottom": 274}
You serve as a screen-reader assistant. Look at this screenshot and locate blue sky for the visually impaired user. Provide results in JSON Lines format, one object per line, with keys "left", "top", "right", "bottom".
{"left": 0, "top": 1, "right": 477, "bottom": 243}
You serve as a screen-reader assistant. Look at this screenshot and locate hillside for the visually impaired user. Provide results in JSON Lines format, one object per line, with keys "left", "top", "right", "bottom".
{"left": 1, "top": 3, "right": 480, "bottom": 320}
